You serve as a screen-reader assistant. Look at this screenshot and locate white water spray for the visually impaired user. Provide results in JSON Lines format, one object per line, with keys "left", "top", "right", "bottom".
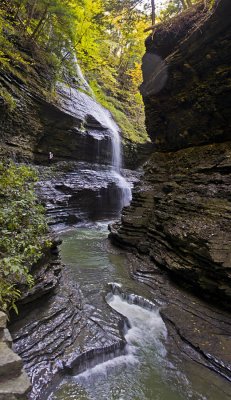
{"left": 73, "top": 55, "right": 95, "bottom": 97}
{"left": 75, "top": 293, "right": 167, "bottom": 385}
{"left": 59, "top": 57, "right": 132, "bottom": 212}
{"left": 97, "top": 109, "right": 132, "bottom": 209}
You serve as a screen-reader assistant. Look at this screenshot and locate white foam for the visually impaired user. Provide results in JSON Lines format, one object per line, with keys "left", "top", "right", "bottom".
{"left": 74, "top": 294, "right": 167, "bottom": 385}
{"left": 109, "top": 295, "right": 167, "bottom": 350}
{"left": 75, "top": 352, "right": 138, "bottom": 382}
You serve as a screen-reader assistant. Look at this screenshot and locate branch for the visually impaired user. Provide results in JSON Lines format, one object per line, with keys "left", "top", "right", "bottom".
{"left": 144, "top": 21, "right": 161, "bottom": 32}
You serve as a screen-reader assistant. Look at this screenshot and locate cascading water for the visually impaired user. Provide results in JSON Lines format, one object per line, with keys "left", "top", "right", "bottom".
{"left": 73, "top": 55, "right": 95, "bottom": 98}
{"left": 47, "top": 224, "right": 230, "bottom": 400}
{"left": 96, "top": 108, "right": 132, "bottom": 209}
{"left": 72, "top": 56, "right": 132, "bottom": 209}
{"left": 45, "top": 64, "right": 134, "bottom": 226}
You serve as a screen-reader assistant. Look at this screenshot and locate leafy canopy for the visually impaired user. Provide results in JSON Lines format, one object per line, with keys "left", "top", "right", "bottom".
{"left": 0, "top": 0, "right": 206, "bottom": 142}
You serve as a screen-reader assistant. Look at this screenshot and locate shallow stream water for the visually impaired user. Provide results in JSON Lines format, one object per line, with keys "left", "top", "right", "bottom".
{"left": 49, "top": 222, "right": 231, "bottom": 400}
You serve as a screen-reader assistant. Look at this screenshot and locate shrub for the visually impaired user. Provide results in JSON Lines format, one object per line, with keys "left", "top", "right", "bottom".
{"left": 0, "top": 161, "right": 50, "bottom": 314}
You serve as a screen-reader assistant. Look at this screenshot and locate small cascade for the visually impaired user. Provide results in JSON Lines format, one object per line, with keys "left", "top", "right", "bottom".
{"left": 73, "top": 55, "right": 95, "bottom": 97}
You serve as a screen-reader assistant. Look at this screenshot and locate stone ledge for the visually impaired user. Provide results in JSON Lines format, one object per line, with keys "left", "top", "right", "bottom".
{"left": 0, "top": 312, "right": 31, "bottom": 400}
{"left": 0, "top": 370, "right": 31, "bottom": 400}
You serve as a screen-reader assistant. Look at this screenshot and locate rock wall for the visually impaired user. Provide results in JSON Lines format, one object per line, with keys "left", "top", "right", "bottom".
{"left": 0, "top": 63, "right": 146, "bottom": 168}
{"left": 0, "top": 68, "right": 112, "bottom": 164}
{"left": 140, "top": 0, "right": 231, "bottom": 151}
{"left": 9, "top": 237, "right": 126, "bottom": 400}
{"left": 110, "top": 0, "right": 231, "bottom": 309}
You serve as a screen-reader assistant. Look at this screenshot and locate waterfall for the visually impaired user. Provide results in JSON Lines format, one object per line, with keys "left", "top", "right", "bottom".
{"left": 73, "top": 55, "right": 132, "bottom": 209}
{"left": 54, "top": 61, "right": 132, "bottom": 222}
{"left": 97, "top": 108, "right": 132, "bottom": 209}
{"left": 73, "top": 55, "right": 95, "bottom": 98}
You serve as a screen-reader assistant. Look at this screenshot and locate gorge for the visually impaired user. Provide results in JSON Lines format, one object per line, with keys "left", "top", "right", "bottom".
{"left": 0, "top": 0, "right": 231, "bottom": 399}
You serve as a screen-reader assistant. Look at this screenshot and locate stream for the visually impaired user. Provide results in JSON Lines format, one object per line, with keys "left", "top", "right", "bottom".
{"left": 48, "top": 222, "right": 230, "bottom": 400}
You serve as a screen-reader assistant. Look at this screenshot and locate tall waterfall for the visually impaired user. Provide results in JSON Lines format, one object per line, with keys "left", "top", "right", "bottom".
{"left": 51, "top": 63, "right": 133, "bottom": 224}
{"left": 73, "top": 57, "right": 132, "bottom": 210}
{"left": 71, "top": 56, "right": 132, "bottom": 209}
{"left": 73, "top": 55, "right": 95, "bottom": 98}
{"left": 97, "top": 107, "right": 132, "bottom": 209}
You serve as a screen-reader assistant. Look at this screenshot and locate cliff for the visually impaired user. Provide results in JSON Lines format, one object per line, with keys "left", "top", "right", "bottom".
{"left": 0, "top": 54, "right": 149, "bottom": 168}
{"left": 0, "top": 63, "right": 112, "bottom": 164}
{"left": 110, "top": 0, "right": 231, "bottom": 309}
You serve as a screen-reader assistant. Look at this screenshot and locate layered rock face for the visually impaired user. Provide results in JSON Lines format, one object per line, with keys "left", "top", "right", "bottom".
{"left": 0, "top": 68, "right": 112, "bottom": 164}
{"left": 36, "top": 162, "right": 139, "bottom": 227}
{"left": 9, "top": 237, "right": 126, "bottom": 400}
{"left": 110, "top": 0, "right": 231, "bottom": 309}
{"left": 0, "top": 64, "right": 149, "bottom": 168}
{"left": 140, "top": 0, "right": 231, "bottom": 151}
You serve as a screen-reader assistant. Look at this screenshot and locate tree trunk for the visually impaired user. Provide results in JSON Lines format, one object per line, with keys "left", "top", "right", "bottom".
{"left": 25, "top": 0, "right": 38, "bottom": 31}
{"left": 151, "top": 0, "right": 156, "bottom": 26}
{"left": 30, "top": 4, "right": 49, "bottom": 40}
{"left": 180, "top": 0, "right": 188, "bottom": 9}
{"left": 186, "top": 0, "right": 192, "bottom": 6}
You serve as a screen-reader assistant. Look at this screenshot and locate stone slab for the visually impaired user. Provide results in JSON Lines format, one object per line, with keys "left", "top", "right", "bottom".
{"left": 0, "top": 312, "right": 7, "bottom": 329}
{"left": 0, "top": 342, "right": 22, "bottom": 378}
{"left": 0, "top": 370, "right": 31, "bottom": 398}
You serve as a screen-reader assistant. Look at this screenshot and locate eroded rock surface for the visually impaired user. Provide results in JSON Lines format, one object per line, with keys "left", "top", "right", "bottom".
{"left": 110, "top": 0, "right": 231, "bottom": 308}
{"left": 125, "top": 252, "right": 231, "bottom": 389}
{"left": 110, "top": 142, "right": 231, "bottom": 308}
{"left": 9, "top": 265, "right": 125, "bottom": 400}
{"left": 109, "top": 0, "right": 231, "bottom": 384}
{"left": 35, "top": 162, "right": 139, "bottom": 227}
{"left": 140, "top": 0, "right": 231, "bottom": 151}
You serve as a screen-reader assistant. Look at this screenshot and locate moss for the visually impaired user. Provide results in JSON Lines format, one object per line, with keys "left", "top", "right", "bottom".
{"left": 89, "top": 80, "right": 148, "bottom": 144}
{"left": 0, "top": 85, "right": 16, "bottom": 111}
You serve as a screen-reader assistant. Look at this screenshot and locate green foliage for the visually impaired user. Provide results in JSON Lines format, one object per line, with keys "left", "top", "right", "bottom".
{"left": 0, "top": 0, "right": 150, "bottom": 143}
{"left": 0, "top": 162, "right": 50, "bottom": 314}
{"left": 158, "top": 0, "right": 213, "bottom": 21}
{"left": 0, "top": 85, "right": 16, "bottom": 111}
{"left": 74, "top": 1, "right": 150, "bottom": 143}
{"left": 1, "top": 1, "right": 211, "bottom": 143}
{"left": 90, "top": 80, "right": 147, "bottom": 143}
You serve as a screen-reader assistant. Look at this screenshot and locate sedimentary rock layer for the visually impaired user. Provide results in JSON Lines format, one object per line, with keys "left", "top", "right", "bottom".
{"left": 7, "top": 208, "right": 127, "bottom": 400}
{"left": 110, "top": 141, "right": 231, "bottom": 307}
{"left": 110, "top": 0, "right": 231, "bottom": 308}
{"left": 140, "top": 0, "right": 231, "bottom": 151}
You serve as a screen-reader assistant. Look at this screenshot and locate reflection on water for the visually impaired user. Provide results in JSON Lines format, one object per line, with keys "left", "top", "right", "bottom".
{"left": 49, "top": 223, "right": 231, "bottom": 400}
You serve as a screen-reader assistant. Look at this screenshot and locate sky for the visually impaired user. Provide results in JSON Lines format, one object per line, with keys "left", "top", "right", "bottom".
{"left": 139, "top": 0, "right": 170, "bottom": 13}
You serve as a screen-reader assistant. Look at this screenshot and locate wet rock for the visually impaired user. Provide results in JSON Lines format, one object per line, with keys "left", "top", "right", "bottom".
{"left": 9, "top": 267, "right": 126, "bottom": 400}
{"left": 110, "top": 142, "right": 231, "bottom": 309}
{"left": 0, "top": 69, "right": 130, "bottom": 168}
{"left": 123, "top": 141, "right": 154, "bottom": 169}
{"left": 110, "top": 0, "right": 231, "bottom": 309}
{"left": 36, "top": 162, "right": 138, "bottom": 227}
{"left": 125, "top": 251, "right": 231, "bottom": 383}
